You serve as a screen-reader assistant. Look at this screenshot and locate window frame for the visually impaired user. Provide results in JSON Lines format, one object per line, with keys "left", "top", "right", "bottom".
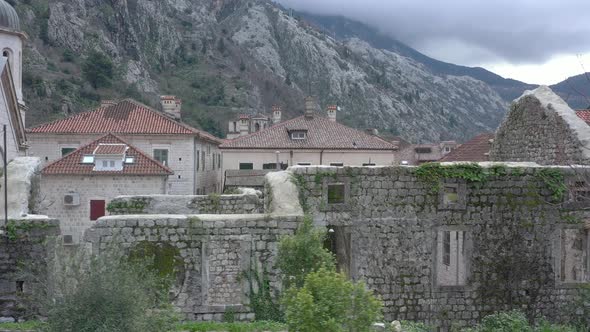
{"left": 239, "top": 163, "right": 254, "bottom": 170}
{"left": 433, "top": 227, "right": 471, "bottom": 289}
{"left": 291, "top": 131, "right": 307, "bottom": 140}
{"left": 61, "top": 147, "right": 77, "bottom": 156}
{"left": 153, "top": 148, "right": 169, "bottom": 166}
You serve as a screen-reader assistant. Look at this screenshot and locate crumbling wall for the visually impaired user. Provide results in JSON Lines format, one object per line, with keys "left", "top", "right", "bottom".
{"left": 0, "top": 217, "right": 60, "bottom": 322}
{"left": 84, "top": 214, "right": 300, "bottom": 321}
{"left": 107, "top": 191, "right": 263, "bottom": 215}
{"left": 292, "top": 164, "right": 590, "bottom": 329}
{"left": 490, "top": 86, "right": 590, "bottom": 165}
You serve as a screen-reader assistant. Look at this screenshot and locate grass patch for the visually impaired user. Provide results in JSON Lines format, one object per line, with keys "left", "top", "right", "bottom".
{"left": 0, "top": 321, "right": 43, "bottom": 330}
{"left": 176, "top": 321, "right": 287, "bottom": 332}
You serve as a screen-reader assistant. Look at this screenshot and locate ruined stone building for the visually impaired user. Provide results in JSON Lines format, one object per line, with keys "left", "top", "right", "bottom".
{"left": 27, "top": 98, "right": 223, "bottom": 195}
{"left": 39, "top": 134, "right": 173, "bottom": 243}
{"left": 226, "top": 105, "right": 282, "bottom": 139}
{"left": 490, "top": 85, "right": 590, "bottom": 165}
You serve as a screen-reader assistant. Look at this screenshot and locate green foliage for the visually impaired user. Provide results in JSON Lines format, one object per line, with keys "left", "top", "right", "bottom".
{"left": 61, "top": 49, "right": 75, "bottom": 62}
{"left": 276, "top": 216, "right": 335, "bottom": 289}
{"left": 290, "top": 173, "right": 310, "bottom": 212}
{"left": 397, "top": 321, "right": 431, "bottom": 332}
{"left": 242, "top": 262, "right": 283, "bottom": 322}
{"left": 82, "top": 51, "right": 114, "bottom": 88}
{"left": 177, "top": 321, "right": 287, "bottom": 332}
{"left": 567, "top": 283, "right": 590, "bottom": 329}
{"left": 534, "top": 168, "right": 566, "bottom": 201}
{"left": 283, "top": 268, "right": 383, "bottom": 332}
{"left": 129, "top": 241, "right": 183, "bottom": 281}
{"left": 206, "top": 193, "right": 221, "bottom": 213}
{"left": 44, "top": 247, "right": 179, "bottom": 332}
{"left": 463, "top": 310, "right": 579, "bottom": 332}
{"left": 106, "top": 198, "right": 148, "bottom": 214}
{"left": 414, "top": 163, "right": 490, "bottom": 193}
{"left": 4, "top": 220, "right": 56, "bottom": 241}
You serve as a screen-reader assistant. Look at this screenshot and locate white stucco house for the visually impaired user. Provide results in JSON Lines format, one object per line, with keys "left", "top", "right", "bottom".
{"left": 40, "top": 133, "right": 173, "bottom": 243}
{"left": 27, "top": 98, "right": 223, "bottom": 195}
{"left": 220, "top": 97, "right": 399, "bottom": 188}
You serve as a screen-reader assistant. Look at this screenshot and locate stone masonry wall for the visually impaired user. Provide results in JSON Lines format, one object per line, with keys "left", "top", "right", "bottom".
{"left": 293, "top": 165, "right": 590, "bottom": 330}
{"left": 490, "top": 87, "right": 590, "bottom": 165}
{"left": 0, "top": 217, "right": 60, "bottom": 321}
{"left": 84, "top": 214, "right": 300, "bottom": 321}
{"left": 107, "top": 192, "right": 263, "bottom": 215}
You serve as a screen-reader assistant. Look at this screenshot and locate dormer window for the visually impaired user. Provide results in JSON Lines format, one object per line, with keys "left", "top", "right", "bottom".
{"left": 125, "top": 156, "right": 135, "bottom": 164}
{"left": 291, "top": 131, "right": 307, "bottom": 140}
{"left": 92, "top": 144, "right": 128, "bottom": 171}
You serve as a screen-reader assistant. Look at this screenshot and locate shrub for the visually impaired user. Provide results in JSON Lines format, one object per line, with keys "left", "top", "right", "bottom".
{"left": 276, "top": 216, "right": 335, "bottom": 289}
{"left": 463, "top": 310, "right": 579, "bottom": 332}
{"left": 44, "top": 246, "right": 179, "bottom": 332}
{"left": 82, "top": 50, "right": 114, "bottom": 88}
{"left": 283, "top": 268, "right": 382, "bottom": 332}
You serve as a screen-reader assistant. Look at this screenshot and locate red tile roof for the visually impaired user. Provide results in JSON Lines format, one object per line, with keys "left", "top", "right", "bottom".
{"left": 439, "top": 133, "right": 494, "bottom": 162}
{"left": 93, "top": 144, "right": 127, "bottom": 155}
{"left": 220, "top": 115, "right": 398, "bottom": 150}
{"left": 28, "top": 99, "right": 222, "bottom": 144}
{"left": 576, "top": 110, "right": 590, "bottom": 124}
{"left": 42, "top": 134, "right": 173, "bottom": 176}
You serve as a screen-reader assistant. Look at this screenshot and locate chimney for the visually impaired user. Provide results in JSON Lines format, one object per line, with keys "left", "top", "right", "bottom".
{"left": 327, "top": 105, "right": 337, "bottom": 122}
{"left": 101, "top": 100, "right": 117, "bottom": 108}
{"left": 160, "top": 95, "right": 182, "bottom": 120}
{"left": 272, "top": 105, "right": 282, "bottom": 124}
{"left": 304, "top": 96, "right": 316, "bottom": 119}
{"left": 365, "top": 128, "right": 379, "bottom": 136}
{"left": 239, "top": 115, "right": 250, "bottom": 136}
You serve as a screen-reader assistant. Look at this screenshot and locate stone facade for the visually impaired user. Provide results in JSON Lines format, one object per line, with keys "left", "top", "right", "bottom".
{"left": 40, "top": 175, "right": 168, "bottom": 243}
{"left": 491, "top": 86, "right": 590, "bottom": 165}
{"left": 28, "top": 133, "right": 221, "bottom": 195}
{"left": 83, "top": 164, "right": 590, "bottom": 329}
{"left": 107, "top": 192, "right": 263, "bottom": 215}
{"left": 0, "top": 217, "right": 60, "bottom": 321}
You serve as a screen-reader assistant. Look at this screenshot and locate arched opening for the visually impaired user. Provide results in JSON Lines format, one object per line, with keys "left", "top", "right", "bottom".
{"left": 255, "top": 123, "right": 260, "bottom": 132}
{"left": 2, "top": 49, "right": 13, "bottom": 68}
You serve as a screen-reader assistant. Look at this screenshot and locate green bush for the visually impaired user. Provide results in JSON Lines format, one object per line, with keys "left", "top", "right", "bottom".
{"left": 82, "top": 50, "right": 114, "bottom": 88}
{"left": 44, "top": 246, "right": 179, "bottom": 332}
{"left": 283, "top": 268, "right": 382, "bottom": 332}
{"left": 276, "top": 216, "right": 335, "bottom": 289}
{"left": 463, "top": 311, "right": 580, "bottom": 332}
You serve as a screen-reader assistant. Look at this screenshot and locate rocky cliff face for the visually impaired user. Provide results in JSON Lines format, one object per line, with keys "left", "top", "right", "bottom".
{"left": 15, "top": 0, "right": 506, "bottom": 142}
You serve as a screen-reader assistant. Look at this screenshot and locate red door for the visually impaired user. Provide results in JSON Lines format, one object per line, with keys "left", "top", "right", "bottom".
{"left": 90, "top": 200, "right": 106, "bottom": 221}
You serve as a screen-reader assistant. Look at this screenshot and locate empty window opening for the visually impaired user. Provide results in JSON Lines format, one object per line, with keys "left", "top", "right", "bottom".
{"left": 328, "top": 184, "right": 345, "bottom": 204}
{"left": 63, "top": 235, "right": 73, "bottom": 244}
{"left": 573, "top": 181, "right": 590, "bottom": 202}
{"left": 363, "top": 163, "right": 376, "bottom": 166}
{"left": 324, "top": 226, "right": 351, "bottom": 277}
{"left": 560, "top": 228, "right": 588, "bottom": 283}
{"left": 16, "top": 280, "right": 24, "bottom": 293}
{"left": 330, "top": 162, "right": 344, "bottom": 167}
{"left": 415, "top": 147, "right": 432, "bottom": 154}
{"left": 297, "top": 162, "right": 311, "bottom": 166}
{"left": 436, "top": 230, "right": 467, "bottom": 286}
{"left": 443, "top": 186, "right": 459, "bottom": 205}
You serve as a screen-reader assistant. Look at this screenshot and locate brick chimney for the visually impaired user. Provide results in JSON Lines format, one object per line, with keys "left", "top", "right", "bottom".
{"left": 160, "top": 95, "right": 182, "bottom": 120}
{"left": 239, "top": 114, "right": 250, "bottom": 136}
{"left": 304, "top": 96, "right": 316, "bottom": 119}
{"left": 272, "top": 105, "right": 282, "bottom": 124}
{"left": 327, "top": 105, "right": 337, "bottom": 122}
{"left": 101, "top": 100, "right": 117, "bottom": 108}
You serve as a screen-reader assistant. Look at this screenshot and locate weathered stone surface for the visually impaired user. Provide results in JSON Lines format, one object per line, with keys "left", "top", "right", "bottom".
{"left": 0, "top": 157, "right": 42, "bottom": 223}
{"left": 491, "top": 86, "right": 590, "bottom": 165}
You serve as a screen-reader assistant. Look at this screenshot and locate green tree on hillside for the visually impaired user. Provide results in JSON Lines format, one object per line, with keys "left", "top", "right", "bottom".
{"left": 82, "top": 51, "right": 114, "bottom": 88}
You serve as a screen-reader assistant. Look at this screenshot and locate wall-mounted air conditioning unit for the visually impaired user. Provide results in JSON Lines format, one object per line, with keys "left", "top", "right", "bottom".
{"left": 63, "top": 193, "right": 80, "bottom": 206}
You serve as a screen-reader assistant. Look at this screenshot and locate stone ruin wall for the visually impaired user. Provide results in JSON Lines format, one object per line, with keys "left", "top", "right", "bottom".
{"left": 490, "top": 93, "right": 590, "bottom": 165}
{"left": 85, "top": 165, "right": 590, "bottom": 329}
{"left": 107, "top": 192, "right": 264, "bottom": 215}
{"left": 0, "top": 217, "right": 60, "bottom": 321}
{"left": 84, "top": 214, "right": 300, "bottom": 321}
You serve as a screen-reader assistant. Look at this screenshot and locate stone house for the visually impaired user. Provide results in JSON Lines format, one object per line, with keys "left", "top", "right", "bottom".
{"left": 40, "top": 133, "right": 172, "bottom": 243}
{"left": 440, "top": 133, "right": 494, "bottom": 162}
{"left": 397, "top": 140, "right": 458, "bottom": 164}
{"left": 27, "top": 98, "right": 223, "bottom": 194}
{"left": 226, "top": 105, "right": 282, "bottom": 139}
{"left": 220, "top": 97, "right": 399, "bottom": 188}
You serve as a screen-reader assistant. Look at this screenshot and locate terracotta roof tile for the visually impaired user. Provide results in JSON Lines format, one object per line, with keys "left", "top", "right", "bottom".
{"left": 42, "top": 134, "right": 173, "bottom": 176}
{"left": 28, "top": 99, "right": 222, "bottom": 144}
{"left": 440, "top": 133, "right": 494, "bottom": 162}
{"left": 220, "top": 115, "right": 398, "bottom": 150}
{"left": 93, "top": 144, "right": 127, "bottom": 155}
{"left": 576, "top": 110, "right": 590, "bottom": 124}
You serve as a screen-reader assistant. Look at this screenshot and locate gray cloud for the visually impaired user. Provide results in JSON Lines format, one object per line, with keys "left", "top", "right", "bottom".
{"left": 275, "top": 0, "right": 590, "bottom": 66}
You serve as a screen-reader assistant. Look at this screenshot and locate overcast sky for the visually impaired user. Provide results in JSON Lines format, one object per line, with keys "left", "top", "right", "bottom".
{"left": 275, "top": 0, "right": 590, "bottom": 85}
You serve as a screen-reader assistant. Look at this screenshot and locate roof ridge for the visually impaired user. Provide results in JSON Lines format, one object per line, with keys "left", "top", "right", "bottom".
{"left": 41, "top": 132, "right": 113, "bottom": 172}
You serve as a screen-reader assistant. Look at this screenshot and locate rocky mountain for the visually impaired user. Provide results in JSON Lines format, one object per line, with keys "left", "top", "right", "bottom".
{"left": 14, "top": 0, "right": 508, "bottom": 142}
{"left": 550, "top": 73, "right": 590, "bottom": 110}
